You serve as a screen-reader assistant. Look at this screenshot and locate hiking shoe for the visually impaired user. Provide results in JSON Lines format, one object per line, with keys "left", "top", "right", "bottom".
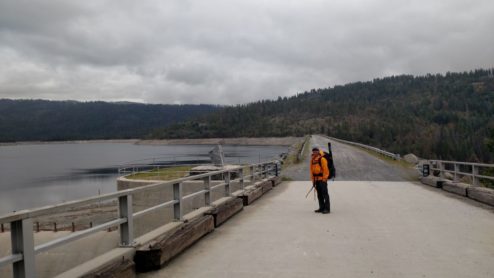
{"left": 322, "top": 210, "right": 330, "bottom": 214}
{"left": 314, "top": 209, "right": 323, "bottom": 213}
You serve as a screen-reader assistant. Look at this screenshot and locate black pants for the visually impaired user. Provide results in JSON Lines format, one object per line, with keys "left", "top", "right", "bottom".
{"left": 315, "top": 180, "right": 330, "bottom": 211}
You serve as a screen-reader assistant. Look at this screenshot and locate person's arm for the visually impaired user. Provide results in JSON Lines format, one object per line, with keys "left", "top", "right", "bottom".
{"left": 310, "top": 160, "right": 315, "bottom": 183}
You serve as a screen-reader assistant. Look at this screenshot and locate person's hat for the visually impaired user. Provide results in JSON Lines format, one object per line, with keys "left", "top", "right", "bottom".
{"left": 312, "top": 147, "right": 319, "bottom": 151}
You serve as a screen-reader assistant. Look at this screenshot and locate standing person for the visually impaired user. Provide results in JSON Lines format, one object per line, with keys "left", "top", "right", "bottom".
{"left": 310, "top": 147, "right": 330, "bottom": 214}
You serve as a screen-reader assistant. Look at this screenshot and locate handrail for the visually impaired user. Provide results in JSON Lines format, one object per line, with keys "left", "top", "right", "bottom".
{"left": 0, "top": 160, "right": 280, "bottom": 277}
{"left": 0, "top": 166, "right": 240, "bottom": 224}
{"left": 427, "top": 159, "right": 494, "bottom": 186}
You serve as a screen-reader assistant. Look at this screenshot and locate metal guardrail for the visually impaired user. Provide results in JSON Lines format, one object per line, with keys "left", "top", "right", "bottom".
{"left": 0, "top": 160, "right": 280, "bottom": 278}
{"left": 322, "top": 135, "right": 401, "bottom": 160}
{"left": 427, "top": 160, "right": 494, "bottom": 186}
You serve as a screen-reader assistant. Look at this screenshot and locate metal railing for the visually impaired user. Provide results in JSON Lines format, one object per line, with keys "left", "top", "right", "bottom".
{"left": 0, "top": 160, "right": 279, "bottom": 278}
{"left": 322, "top": 135, "right": 401, "bottom": 160}
{"left": 427, "top": 160, "right": 494, "bottom": 186}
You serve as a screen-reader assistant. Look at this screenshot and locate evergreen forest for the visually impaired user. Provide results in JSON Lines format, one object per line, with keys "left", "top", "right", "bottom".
{"left": 151, "top": 69, "right": 494, "bottom": 162}
{"left": 0, "top": 99, "right": 218, "bottom": 142}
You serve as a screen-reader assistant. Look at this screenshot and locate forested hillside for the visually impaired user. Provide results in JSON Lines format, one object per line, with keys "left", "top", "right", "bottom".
{"left": 151, "top": 69, "right": 494, "bottom": 162}
{"left": 0, "top": 99, "right": 218, "bottom": 142}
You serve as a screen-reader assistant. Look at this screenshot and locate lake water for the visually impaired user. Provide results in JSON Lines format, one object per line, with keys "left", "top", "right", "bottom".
{"left": 0, "top": 142, "right": 287, "bottom": 215}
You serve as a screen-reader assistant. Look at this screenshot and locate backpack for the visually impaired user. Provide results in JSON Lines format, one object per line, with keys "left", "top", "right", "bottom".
{"left": 319, "top": 150, "right": 336, "bottom": 179}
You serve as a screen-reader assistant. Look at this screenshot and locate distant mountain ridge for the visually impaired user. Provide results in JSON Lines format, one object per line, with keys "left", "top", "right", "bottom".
{"left": 151, "top": 69, "right": 494, "bottom": 162}
{"left": 0, "top": 99, "right": 218, "bottom": 142}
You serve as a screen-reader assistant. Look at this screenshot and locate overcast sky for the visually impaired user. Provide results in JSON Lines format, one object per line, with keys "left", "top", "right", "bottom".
{"left": 0, "top": 0, "right": 493, "bottom": 105}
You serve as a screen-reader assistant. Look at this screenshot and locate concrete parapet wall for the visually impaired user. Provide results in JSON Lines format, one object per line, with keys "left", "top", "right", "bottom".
{"left": 442, "top": 181, "right": 471, "bottom": 197}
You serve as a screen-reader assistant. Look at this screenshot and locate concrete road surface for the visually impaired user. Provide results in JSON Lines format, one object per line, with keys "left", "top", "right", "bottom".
{"left": 282, "top": 135, "right": 416, "bottom": 181}
{"left": 139, "top": 181, "right": 494, "bottom": 278}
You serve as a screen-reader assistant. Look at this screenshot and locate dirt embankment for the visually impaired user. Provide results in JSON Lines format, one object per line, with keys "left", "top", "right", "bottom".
{"left": 137, "top": 137, "right": 303, "bottom": 146}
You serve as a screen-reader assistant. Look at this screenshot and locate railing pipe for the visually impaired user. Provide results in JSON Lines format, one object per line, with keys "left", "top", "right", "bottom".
{"left": 133, "top": 200, "right": 177, "bottom": 219}
{"left": 34, "top": 218, "right": 126, "bottom": 254}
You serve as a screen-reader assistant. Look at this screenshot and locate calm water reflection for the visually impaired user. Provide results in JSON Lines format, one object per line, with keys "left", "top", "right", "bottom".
{"left": 0, "top": 142, "right": 287, "bottom": 215}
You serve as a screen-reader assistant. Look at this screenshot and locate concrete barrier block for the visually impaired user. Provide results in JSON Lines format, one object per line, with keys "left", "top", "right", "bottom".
{"left": 239, "top": 186, "right": 263, "bottom": 206}
{"left": 270, "top": 176, "right": 282, "bottom": 187}
{"left": 467, "top": 187, "right": 494, "bottom": 206}
{"left": 420, "top": 176, "right": 445, "bottom": 188}
{"left": 206, "top": 197, "right": 243, "bottom": 227}
{"left": 134, "top": 215, "right": 215, "bottom": 272}
{"left": 442, "top": 181, "right": 471, "bottom": 197}
{"left": 261, "top": 180, "right": 273, "bottom": 193}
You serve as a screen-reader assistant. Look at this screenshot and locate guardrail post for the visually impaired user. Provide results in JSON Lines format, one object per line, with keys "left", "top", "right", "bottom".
{"left": 239, "top": 168, "right": 245, "bottom": 191}
{"left": 251, "top": 166, "right": 256, "bottom": 183}
{"left": 472, "top": 165, "right": 479, "bottom": 186}
{"left": 204, "top": 176, "right": 211, "bottom": 206}
{"left": 439, "top": 162, "right": 445, "bottom": 178}
{"left": 225, "top": 171, "right": 231, "bottom": 196}
{"left": 118, "top": 194, "right": 134, "bottom": 246}
{"left": 173, "top": 183, "right": 183, "bottom": 221}
{"left": 11, "top": 219, "right": 36, "bottom": 278}
{"left": 454, "top": 163, "right": 459, "bottom": 182}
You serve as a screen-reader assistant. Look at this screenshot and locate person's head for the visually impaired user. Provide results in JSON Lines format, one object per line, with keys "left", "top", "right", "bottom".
{"left": 312, "top": 147, "right": 320, "bottom": 156}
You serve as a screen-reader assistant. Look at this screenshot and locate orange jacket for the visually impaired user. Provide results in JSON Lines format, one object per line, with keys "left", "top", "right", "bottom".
{"left": 310, "top": 151, "right": 330, "bottom": 182}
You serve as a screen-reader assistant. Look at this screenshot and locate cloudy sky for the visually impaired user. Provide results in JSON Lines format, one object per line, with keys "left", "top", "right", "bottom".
{"left": 0, "top": 0, "right": 493, "bottom": 105}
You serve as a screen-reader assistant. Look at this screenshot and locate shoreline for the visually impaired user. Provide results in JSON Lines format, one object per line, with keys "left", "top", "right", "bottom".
{"left": 0, "top": 139, "right": 140, "bottom": 146}
{"left": 136, "top": 137, "right": 302, "bottom": 146}
{"left": 1, "top": 137, "right": 303, "bottom": 147}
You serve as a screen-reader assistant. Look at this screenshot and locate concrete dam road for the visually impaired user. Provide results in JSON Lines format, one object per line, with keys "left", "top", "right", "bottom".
{"left": 139, "top": 181, "right": 494, "bottom": 278}
{"left": 282, "top": 135, "right": 416, "bottom": 181}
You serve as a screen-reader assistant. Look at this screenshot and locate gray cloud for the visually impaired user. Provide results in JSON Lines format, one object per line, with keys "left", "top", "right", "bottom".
{"left": 0, "top": 0, "right": 493, "bottom": 105}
